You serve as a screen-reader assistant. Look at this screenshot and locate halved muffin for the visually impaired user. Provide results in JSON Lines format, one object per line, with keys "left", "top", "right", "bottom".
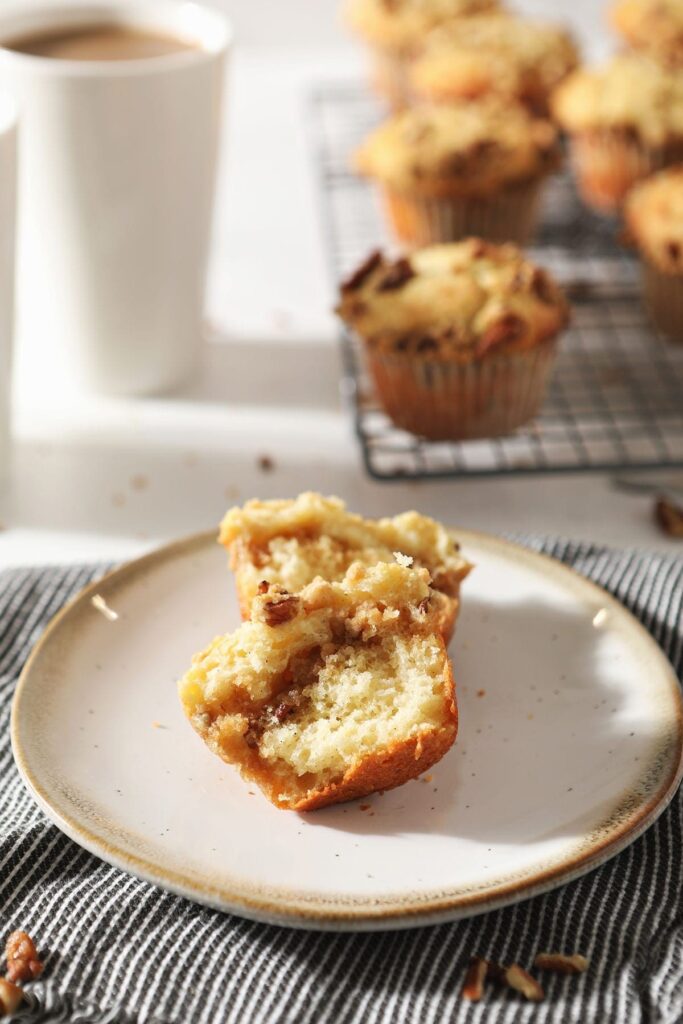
{"left": 219, "top": 492, "right": 472, "bottom": 642}
{"left": 178, "top": 560, "right": 458, "bottom": 810}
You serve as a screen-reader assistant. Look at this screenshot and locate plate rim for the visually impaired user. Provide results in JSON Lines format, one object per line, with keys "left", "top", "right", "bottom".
{"left": 11, "top": 528, "right": 683, "bottom": 931}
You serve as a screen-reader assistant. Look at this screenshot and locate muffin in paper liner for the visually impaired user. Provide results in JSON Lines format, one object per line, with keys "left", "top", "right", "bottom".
{"left": 355, "top": 102, "right": 560, "bottom": 247}
{"left": 336, "top": 242, "right": 569, "bottom": 442}
{"left": 568, "top": 132, "right": 683, "bottom": 213}
{"left": 367, "top": 47, "right": 413, "bottom": 110}
{"left": 381, "top": 177, "right": 544, "bottom": 246}
{"left": 624, "top": 165, "right": 683, "bottom": 341}
{"left": 552, "top": 55, "right": 683, "bottom": 213}
{"left": 365, "top": 340, "right": 558, "bottom": 440}
{"left": 641, "top": 264, "right": 683, "bottom": 342}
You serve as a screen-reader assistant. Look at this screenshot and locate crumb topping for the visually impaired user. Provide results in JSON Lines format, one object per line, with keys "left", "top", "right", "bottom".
{"left": 611, "top": 0, "right": 683, "bottom": 66}
{"left": 410, "top": 14, "right": 578, "bottom": 106}
{"left": 336, "top": 241, "right": 569, "bottom": 360}
{"left": 344, "top": 0, "right": 500, "bottom": 52}
{"left": 625, "top": 165, "right": 683, "bottom": 272}
{"left": 355, "top": 101, "right": 560, "bottom": 196}
{"left": 552, "top": 54, "right": 683, "bottom": 145}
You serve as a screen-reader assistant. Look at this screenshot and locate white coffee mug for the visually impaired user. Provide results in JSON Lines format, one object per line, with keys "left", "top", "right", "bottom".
{"left": 0, "top": 1, "right": 230, "bottom": 396}
{"left": 0, "top": 93, "right": 16, "bottom": 475}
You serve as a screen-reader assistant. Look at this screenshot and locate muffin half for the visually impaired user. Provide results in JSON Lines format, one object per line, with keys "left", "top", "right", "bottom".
{"left": 220, "top": 491, "right": 471, "bottom": 642}
{"left": 354, "top": 100, "right": 560, "bottom": 246}
{"left": 337, "top": 241, "right": 569, "bottom": 440}
{"left": 178, "top": 560, "right": 458, "bottom": 810}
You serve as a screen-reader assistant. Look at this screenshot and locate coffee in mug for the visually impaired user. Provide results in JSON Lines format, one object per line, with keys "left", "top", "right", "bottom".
{"left": 5, "top": 24, "right": 198, "bottom": 61}
{"left": 0, "top": 2, "right": 231, "bottom": 396}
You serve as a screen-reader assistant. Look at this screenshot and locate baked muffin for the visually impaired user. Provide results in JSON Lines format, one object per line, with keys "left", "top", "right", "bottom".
{"left": 220, "top": 491, "right": 472, "bottom": 642}
{"left": 410, "top": 13, "right": 579, "bottom": 115}
{"left": 611, "top": 0, "right": 683, "bottom": 67}
{"left": 344, "top": 0, "right": 502, "bottom": 109}
{"left": 552, "top": 54, "right": 683, "bottom": 212}
{"left": 179, "top": 560, "right": 458, "bottom": 810}
{"left": 625, "top": 166, "right": 683, "bottom": 340}
{"left": 354, "top": 100, "right": 560, "bottom": 246}
{"left": 336, "top": 241, "right": 569, "bottom": 440}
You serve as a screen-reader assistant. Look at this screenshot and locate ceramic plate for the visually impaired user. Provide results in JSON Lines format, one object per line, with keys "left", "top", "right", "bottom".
{"left": 12, "top": 530, "right": 683, "bottom": 931}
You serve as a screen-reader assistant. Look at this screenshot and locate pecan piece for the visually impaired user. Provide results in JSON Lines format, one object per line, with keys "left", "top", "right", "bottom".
{"left": 477, "top": 314, "right": 526, "bottom": 357}
{"left": 502, "top": 965, "right": 544, "bottom": 1001}
{"left": 273, "top": 701, "right": 297, "bottom": 723}
{"left": 258, "top": 590, "right": 300, "bottom": 627}
{"left": 377, "top": 258, "right": 415, "bottom": 292}
{"left": 341, "top": 250, "right": 382, "bottom": 292}
{"left": 5, "top": 930, "right": 43, "bottom": 984}
{"left": 655, "top": 496, "right": 683, "bottom": 538}
{"left": 530, "top": 267, "right": 557, "bottom": 305}
{"left": 461, "top": 956, "right": 488, "bottom": 1001}
{"left": 534, "top": 952, "right": 589, "bottom": 974}
{"left": 257, "top": 580, "right": 270, "bottom": 595}
{"left": 667, "top": 240, "right": 681, "bottom": 265}
{"left": 0, "top": 979, "right": 23, "bottom": 1016}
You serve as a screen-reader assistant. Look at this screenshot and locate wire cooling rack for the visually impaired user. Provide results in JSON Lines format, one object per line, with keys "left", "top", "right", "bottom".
{"left": 311, "top": 83, "right": 683, "bottom": 481}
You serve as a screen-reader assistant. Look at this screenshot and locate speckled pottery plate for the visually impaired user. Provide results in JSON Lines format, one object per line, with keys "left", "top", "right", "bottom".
{"left": 12, "top": 529, "right": 683, "bottom": 931}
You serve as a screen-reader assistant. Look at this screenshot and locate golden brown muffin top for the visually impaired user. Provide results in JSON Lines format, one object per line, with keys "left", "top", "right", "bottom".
{"left": 611, "top": 0, "right": 683, "bottom": 66}
{"left": 344, "top": 0, "right": 501, "bottom": 53}
{"left": 336, "top": 241, "right": 569, "bottom": 360}
{"left": 354, "top": 101, "right": 559, "bottom": 196}
{"left": 552, "top": 54, "right": 683, "bottom": 145}
{"left": 410, "top": 13, "right": 578, "bottom": 107}
{"left": 625, "top": 165, "right": 683, "bottom": 272}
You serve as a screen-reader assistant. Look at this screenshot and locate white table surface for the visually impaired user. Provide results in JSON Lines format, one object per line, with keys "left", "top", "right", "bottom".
{"left": 4, "top": 32, "right": 683, "bottom": 569}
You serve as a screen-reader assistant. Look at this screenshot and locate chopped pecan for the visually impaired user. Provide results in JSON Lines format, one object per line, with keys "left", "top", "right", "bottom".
{"left": 377, "top": 258, "right": 415, "bottom": 292}
{"left": 257, "top": 580, "right": 270, "bottom": 595}
{"left": 655, "top": 496, "right": 683, "bottom": 538}
{"left": 0, "top": 979, "right": 23, "bottom": 1016}
{"left": 273, "top": 702, "right": 294, "bottom": 723}
{"left": 417, "top": 597, "right": 431, "bottom": 616}
{"left": 257, "top": 589, "right": 300, "bottom": 627}
{"left": 341, "top": 250, "right": 382, "bottom": 292}
{"left": 416, "top": 335, "right": 439, "bottom": 354}
{"left": 477, "top": 314, "right": 526, "bottom": 357}
{"left": 502, "top": 965, "right": 544, "bottom": 1001}
{"left": 461, "top": 956, "right": 488, "bottom": 1001}
{"left": 534, "top": 952, "right": 589, "bottom": 974}
{"left": 530, "top": 267, "right": 557, "bottom": 305}
{"left": 5, "top": 930, "right": 43, "bottom": 984}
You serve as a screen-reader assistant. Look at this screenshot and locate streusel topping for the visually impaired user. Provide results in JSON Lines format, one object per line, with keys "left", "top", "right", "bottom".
{"left": 410, "top": 14, "right": 578, "bottom": 106}
{"left": 355, "top": 101, "right": 559, "bottom": 196}
{"left": 336, "top": 241, "right": 569, "bottom": 359}
{"left": 552, "top": 54, "right": 683, "bottom": 146}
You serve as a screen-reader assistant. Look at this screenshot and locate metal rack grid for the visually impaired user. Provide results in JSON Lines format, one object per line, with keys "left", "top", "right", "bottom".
{"left": 311, "top": 84, "right": 683, "bottom": 481}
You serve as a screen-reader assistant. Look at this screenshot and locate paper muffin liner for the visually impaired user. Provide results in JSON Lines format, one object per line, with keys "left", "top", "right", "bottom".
{"left": 365, "top": 340, "right": 558, "bottom": 441}
{"left": 368, "top": 47, "right": 412, "bottom": 110}
{"left": 641, "top": 262, "right": 683, "bottom": 343}
{"left": 568, "top": 133, "right": 683, "bottom": 214}
{"left": 381, "top": 178, "right": 545, "bottom": 247}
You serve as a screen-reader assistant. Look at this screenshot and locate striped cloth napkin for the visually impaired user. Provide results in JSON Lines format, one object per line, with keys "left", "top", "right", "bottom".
{"left": 1, "top": 541, "right": 682, "bottom": 1024}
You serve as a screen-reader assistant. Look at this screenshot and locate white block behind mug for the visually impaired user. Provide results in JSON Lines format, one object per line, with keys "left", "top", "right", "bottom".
{"left": 0, "top": 2, "right": 230, "bottom": 396}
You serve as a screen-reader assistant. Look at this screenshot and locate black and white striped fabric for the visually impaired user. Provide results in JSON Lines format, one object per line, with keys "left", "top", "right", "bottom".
{"left": 1, "top": 542, "right": 683, "bottom": 1024}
